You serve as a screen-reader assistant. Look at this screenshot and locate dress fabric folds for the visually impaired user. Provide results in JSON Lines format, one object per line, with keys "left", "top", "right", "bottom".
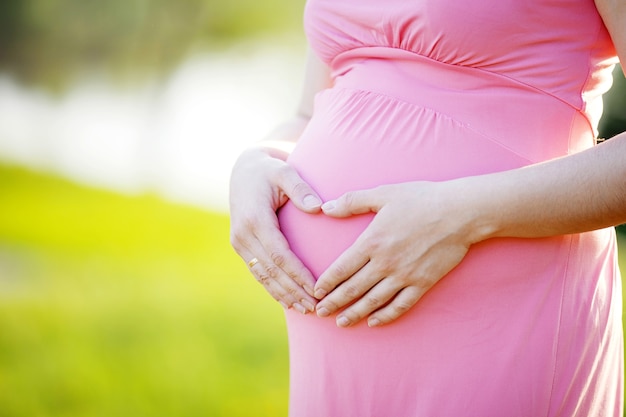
{"left": 277, "top": 0, "right": 623, "bottom": 415}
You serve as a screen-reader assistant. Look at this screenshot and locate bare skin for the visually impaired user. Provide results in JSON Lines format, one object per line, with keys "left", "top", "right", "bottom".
{"left": 229, "top": 51, "right": 331, "bottom": 314}
{"left": 314, "top": 134, "right": 626, "bottom": 328}
{"left": 229, "top": 1, "right": 626, "bottom": 326}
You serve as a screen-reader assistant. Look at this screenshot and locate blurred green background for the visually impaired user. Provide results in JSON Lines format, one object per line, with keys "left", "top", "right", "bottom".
{"left": 0, "top": 164, "right": 289, "bottom": 417}
{"left": 0, "top": 1, "right": 305, "bottom": 416}
{"left": 0, "top": 0, "right": 306, "bottom": 90}
{"left": 0, "top": 1, "right": 625, "bottom": 416}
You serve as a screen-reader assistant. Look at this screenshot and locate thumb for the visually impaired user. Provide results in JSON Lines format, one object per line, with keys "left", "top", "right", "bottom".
{"left": 321, "top": 189, "right": 384, "bottom": 218}
{"left": 278, "top": 167, "right": 323, "bottom": 213}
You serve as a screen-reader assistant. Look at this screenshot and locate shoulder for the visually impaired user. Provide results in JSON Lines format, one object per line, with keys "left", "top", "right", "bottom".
{"left": 595, "top": 0, "right": 626, "bottom": 63}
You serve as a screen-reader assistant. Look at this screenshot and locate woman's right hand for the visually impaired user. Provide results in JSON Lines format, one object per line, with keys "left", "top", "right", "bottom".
{"left": 229, "top": 145, "right": 322, "bottom": 314}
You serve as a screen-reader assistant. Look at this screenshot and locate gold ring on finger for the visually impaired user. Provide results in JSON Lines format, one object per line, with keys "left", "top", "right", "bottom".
{"left": 247, "top": 257, "right": 259, "bottom": 268}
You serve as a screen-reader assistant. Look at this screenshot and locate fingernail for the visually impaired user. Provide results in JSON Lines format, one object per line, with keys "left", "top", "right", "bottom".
{"left": 321, "top": 200, "right": 336, "bottom": 212}
{"left": 293, "top": 303, "right": 308, "bottom": 315}
{"left": 314, "top": 289, "right": 327, "bottom": 299}
{"left": 317, "top": 307, "right": 330, "bottom": 317}
{"left": 279, "top": 301, "right": 289, "bottom": 310}
{"left": 303, "top": 194, "right": 322, "bottom": 209}
{"left": 300, "top": 299, "right": 315, "bottom": 312}
{"left": 336, "top": 316, "right": 351, "bottom": 327}
{"left": 368, "top": 318, "right": 381, "bottom": 328}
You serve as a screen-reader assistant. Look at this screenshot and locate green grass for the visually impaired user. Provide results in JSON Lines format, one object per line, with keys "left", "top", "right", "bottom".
{"left": 0, "top": 164, "right": 289, "bottom": 417}
{"left": 0, "top": 163, "right": 625, "bottom": 416}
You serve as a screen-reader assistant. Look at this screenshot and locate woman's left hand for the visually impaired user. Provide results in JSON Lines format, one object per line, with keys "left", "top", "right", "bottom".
{"left": 313, "top": 180, "right": 482, "bottom": 328}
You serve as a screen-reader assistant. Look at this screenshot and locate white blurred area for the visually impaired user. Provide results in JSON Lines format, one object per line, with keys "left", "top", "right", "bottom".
{"left": 0, "top": 42, "right": 305, "bottom": 213}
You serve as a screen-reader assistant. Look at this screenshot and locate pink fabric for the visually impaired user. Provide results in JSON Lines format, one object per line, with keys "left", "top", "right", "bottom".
{"left": 278, "top": 1, "right": 623, "bottom": 416}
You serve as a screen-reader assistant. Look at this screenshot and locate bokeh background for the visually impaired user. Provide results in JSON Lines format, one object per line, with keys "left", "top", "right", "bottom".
{"left": 0, "top": 1, "right": 625, "bottom": 416}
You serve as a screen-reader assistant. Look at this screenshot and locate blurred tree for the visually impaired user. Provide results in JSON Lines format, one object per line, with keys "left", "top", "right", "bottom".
{"left": 0, "top": 0, "right": 624, "bottom": 121}
{"left": 599, "top": 66, "right": 626, "bottom": 139}
{"left": 0, "top": 0, "right": 305, "bottom": 90}
{"left": 598, "top": 66, "right": 626, "bottom": 230}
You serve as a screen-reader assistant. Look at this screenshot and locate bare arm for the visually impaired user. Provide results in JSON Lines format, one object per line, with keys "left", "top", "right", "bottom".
{"left": 451, "top": 135, "right": 626, "bottom": 246}
{"left": 467, "top": 0, "right": 626, "bottom": 240}
{"left": 313, "top": 6, "right": 626, "bottom": 327}
{"left": 595, "top": 0, "right": 626, "bottom": 64}
{"left": 254, "top": 48, "right": 332, "bottom": 159}
{"left": 297, "top": 48, "right": 333, "bottom": 120}
{"left": 316, "top": 135, "right": 626, "bottom": 328}
{"left": 229, "top": 48, "right": 332, "bottom": 314}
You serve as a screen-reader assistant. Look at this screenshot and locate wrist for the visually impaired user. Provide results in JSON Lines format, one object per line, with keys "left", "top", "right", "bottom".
{"left": 450, "top": 175, "right": 503, "bottom": 244}
{"left": 251, "top": 140, "right": 295, "bottom": 160}
{"left": 251, "top": 115, "right": 310, "bottom": 160}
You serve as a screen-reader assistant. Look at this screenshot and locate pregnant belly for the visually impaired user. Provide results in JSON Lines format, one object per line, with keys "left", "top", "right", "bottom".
{"left": 278, "top": 87, "right": 531, "bottom": 278}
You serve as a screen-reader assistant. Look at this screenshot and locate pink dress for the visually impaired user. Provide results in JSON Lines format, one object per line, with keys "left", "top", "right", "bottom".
{"left": 277, "top": 0, "right": 623, "bottom": 415}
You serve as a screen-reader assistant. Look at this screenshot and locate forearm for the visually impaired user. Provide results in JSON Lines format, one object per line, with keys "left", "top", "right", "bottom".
{"left": 250, "top": 48, "right": 331, "bottom": 162}
{"left": 250, "top": 115, "right": 310, "bottom": 161}
{"left": 462, "top": 132, "right": 626, "bottom": 242}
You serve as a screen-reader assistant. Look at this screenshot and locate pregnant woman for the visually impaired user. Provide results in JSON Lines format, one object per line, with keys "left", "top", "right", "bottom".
{"left": 230, "top": 0, "right": 626, "bottom": 415}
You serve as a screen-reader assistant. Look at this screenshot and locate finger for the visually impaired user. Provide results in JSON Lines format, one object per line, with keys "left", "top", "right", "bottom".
{"left": 239, "top": 237, "right": 317, "bottom": 314}
{"left": 274, "top": 164, "right": 323, "bottom": 213}
{"left": 333, "top": 277, "right": 400, "bottom": 327}
{"left": 232, "top": 217, "right": 317, "bottom": 313}
{"left": 315, "top": 262, "right": 381, "bottom": 318}
{"left": 367, "top": 286, "right": 422, "bottom": 327}
{"left": 321, "top": 188, "right": 385, "bottom": 218}
{"left": 254, "top": 218, "right": 318, "bottom": 299}
{"left": 314, "top": 240, "right": 370, "bottom": 300}
{"left": 246, "top": 254, "right": 315, "bottom": 315}
{"left": 244, "top": 254, "right": 291, "bottom": 309}
{"left": 249, "top": 244, "right": 318, "bottom": 314}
